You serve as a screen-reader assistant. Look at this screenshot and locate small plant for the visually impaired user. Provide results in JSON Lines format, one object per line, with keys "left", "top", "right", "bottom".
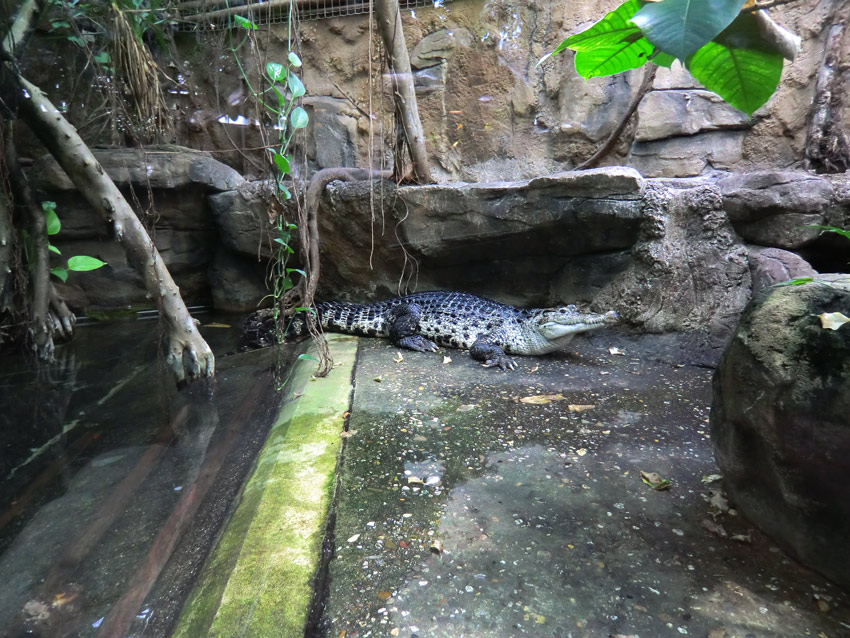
{"left": 231, "top": 15, "right": 311, "bottom": 345}
{"left": 42, "top": 200, "right": 107, "bottom": 282}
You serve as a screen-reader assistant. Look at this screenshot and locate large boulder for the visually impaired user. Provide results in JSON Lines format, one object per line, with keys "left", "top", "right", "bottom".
{"left": 594, "top": 182, "right": 751, "bottom": 343}
{"left": 719, "top": 171, "right": 833, "bottom": 249}
{"left": 711, "top": 274, "right": 850, "bottom": 589}
{"left": 317, "top": 167, "right": 645, "bottom": 306}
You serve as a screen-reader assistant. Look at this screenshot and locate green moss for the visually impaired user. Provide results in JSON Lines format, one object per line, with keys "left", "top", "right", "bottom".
{"left": 174, "top": 334, "right": 357, "bottom": 638}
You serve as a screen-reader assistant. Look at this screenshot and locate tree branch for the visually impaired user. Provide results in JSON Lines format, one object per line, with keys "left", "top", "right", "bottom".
{"left": 575, "top": 65, "right": 657, "bottom": 171}
{"left": 5, "top": 71, "right": 215, "bottom": 383}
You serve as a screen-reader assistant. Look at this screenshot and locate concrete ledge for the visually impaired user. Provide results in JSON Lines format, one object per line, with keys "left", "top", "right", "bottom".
{"left": 174, "top": 334, "right": 358, "bottom": 637}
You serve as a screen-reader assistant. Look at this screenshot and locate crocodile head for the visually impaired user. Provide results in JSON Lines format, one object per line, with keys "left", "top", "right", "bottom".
{"left": 532, "top": 306, "right": 619, "bottom": 351}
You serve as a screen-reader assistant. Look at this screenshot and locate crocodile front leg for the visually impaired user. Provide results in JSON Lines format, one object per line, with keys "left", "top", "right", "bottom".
{"left": 470, "top": 331, "right": 518, "bottom": 370}
{"left": 387, "top": 303, "right": 438, "bottom": 352}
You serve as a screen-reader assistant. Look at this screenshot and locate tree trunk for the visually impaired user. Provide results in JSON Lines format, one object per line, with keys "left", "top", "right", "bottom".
{"left": 6, "top": 72, "right": 215, "bottom": 383}
{"left": 804, "top": 14, "right": 850, "bottom": 172}
{"left": 373, "top": 0, "right": 434, "bottom": 184}
{"left": 4, "top": 121, "right": 54, "bottom": 357}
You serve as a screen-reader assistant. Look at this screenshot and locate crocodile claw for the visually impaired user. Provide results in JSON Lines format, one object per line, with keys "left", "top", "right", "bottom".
{"left": 483, "top": 355, "right": 518, "bottom": 371}
{"left": 397, "top": 335, "right": 438, "bottom": 352}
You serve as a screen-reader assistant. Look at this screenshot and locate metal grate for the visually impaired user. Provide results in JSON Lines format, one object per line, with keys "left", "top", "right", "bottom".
{"left": 174, "top": 0, "right": 452, "bottom": 31}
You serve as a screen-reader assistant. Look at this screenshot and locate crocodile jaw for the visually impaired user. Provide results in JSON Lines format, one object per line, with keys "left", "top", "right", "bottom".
{"left": 537, "top": 309, "right": 619, "bottom": 341}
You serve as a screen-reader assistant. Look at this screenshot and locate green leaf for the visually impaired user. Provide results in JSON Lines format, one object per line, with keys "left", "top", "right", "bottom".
{"left": 266, "top": 62, "right": 285, "bottom": 82}
{"left": 298, "top": 353, "right": 319, "bottom": 362}
{"left": 573, "top": 32, "right": 654, "bottom": 78}
{"left": 287, "top": 73, "right": 306, "bottom": 98}
{"left": 49, "top": 244, "right": 62, "bottom": 255}
{"left": 805, "top": 225, "right": 850, "bottom": 241}
{"left": 67, "top": 255, "right": 107, "bottom": 271}
{"left": 651, "top": 50, "right": 676, "bottom": 68}
{"left": 94, "top": 51, "right": 111, "bottom": 65}
{"left": 564, "top": 0, "right": 645, "bottom": 51}
{"left": 278, "top": 183, "right": 292, "bottom": 200}
{"left": 286, "top": 268, "right": 306, "bottom": 277}
{"left": 50, "top": 267, "right": 68, "bottom": 282}
{"left": 777, "top": 277, "right": 814, "bottom": 286}
{"left": 290, "top": 106, "right": 309, "bottom": 129}
{"left": 686, "top": 13, "right": 783, "bottom": 115}
{"left": 66, "top": 35, "right": 85, "bottom": 47}
{"left": 42, "top": 201, "right": 61, "bottom": 235}
{"left": 288, "top": 51, "right": 302, "bottom": 67}
{"left": 233, "top": 14, "right": 257, "bottom": 30}
{"left": 631, "top": 0, "right": 746, "bottom": 61}
{"left": 271, "top": 150, "right": 290, "bottom": 175}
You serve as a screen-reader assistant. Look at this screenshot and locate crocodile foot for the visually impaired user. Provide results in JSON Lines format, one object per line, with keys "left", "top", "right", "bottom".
{"left": 396, "top": 335, "right": 439, "bottom": 352}
{"left": 482, "top": 354, "right": 518, "bottom": 371}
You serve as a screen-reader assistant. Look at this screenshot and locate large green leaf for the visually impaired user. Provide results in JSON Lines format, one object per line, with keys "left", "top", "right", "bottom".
{"left": 573, "top": 33, "right": 655, "bottom": 78}
{"left": 538, "top": 0, "right": 645, "bottom": 65}
{"left": 686, "top": 13, "right": 783, "bottom": 115}
{"left": 67, "top": 255, "right": 107, "bottom": 271}
{"left": 631, "top": 0, "right": 746, "bottom": 61}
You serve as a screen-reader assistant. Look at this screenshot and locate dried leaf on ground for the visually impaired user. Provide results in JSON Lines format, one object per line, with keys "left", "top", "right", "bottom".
{"left": 701, "top": 518, "right": 728, "bottom": 538}
{"left": 393, "top": 352, "right": 404, "bottom": 363}
{"left": 407, "top": 476, "right": 424, "bottom": 485}
{"left": 442, "top": 355, "right": 452, "bottom": 364}
{"left": 708, "top": 489, "right": 729, "bottom": 513}
{"left": 640, "top": 470, "right": 671, "bottom": 490}
{"left": 520, "top": 393, "right": 565, "bottom": 405}
{"left": 817, "top": 312, "right": 850, "bottom": 330}
{"left": 340, "top": 429, "right": 358, "bottom": 439}
{"left": 568, "top": 404, "right": 595, "bottom": 412}
{"left": 457, "top": 404, "right": 477, "bottom": 412}
{"left": 730, "top": 533, "right": 752, "bottom": 543}
{"left": 701, "top": 473, "right": 723, "bottom": 484}
{"left": 373, "top": 376, "right": 383, "bottom": 382}
{"left": 609, "top": 346, "right": 625, "bottom": 355}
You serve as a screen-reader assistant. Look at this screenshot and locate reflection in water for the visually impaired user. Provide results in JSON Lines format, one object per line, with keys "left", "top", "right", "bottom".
{"left": 0, "top": 318, "right": 285, "bottom": 637}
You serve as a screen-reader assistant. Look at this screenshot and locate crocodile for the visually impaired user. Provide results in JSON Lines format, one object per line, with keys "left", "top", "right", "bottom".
{"left": 244, "top": 291, "right": 618, "bottom": 370}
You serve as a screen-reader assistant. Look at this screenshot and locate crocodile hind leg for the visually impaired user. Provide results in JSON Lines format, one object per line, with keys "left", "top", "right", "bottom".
{"left": 470, "top": 333, "right": 518, "bottom": 370}
{"left": 388, "top": 303, "right": 438, "bottom": 352}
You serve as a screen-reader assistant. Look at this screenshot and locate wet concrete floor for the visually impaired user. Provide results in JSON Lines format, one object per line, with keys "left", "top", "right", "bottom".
{"left": 317, "top": 331, "right": 850, "bottom": 638}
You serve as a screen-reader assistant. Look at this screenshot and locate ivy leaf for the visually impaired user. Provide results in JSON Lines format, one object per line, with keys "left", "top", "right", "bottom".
{"left": 67, "top": 256, "right": 107, "bottom": 271}
{"left": 266, "top": 62, "right": 285, "bottom": 82}
{"left": 233, "top": 15, "right": 257, "bottom": 30}
{"left": 287, "top": 73, "right": 306, "bottom": 98}
{"left": 686, "top": 13, "right": 783, "bottom": 115}
{"left": 573, "top": 31, "right": 654, "bottom": 78}
{"left": 288, "top": 51, "right": 302, "bottom": 67}
{"left": 42, "top": 201, "right": 61, "bottom": 235}
{"left": 49, "top": 244, "right": 62, "bottom": 255}
{"left": 50, "top": 267, "right": 68, "bottom": 282}
{"left": 270, "top": 150, "right": 290, "bottom": 175}
{"left": 290, "top": 106, "right": 309, "bottom": 129}
{"left": 631, "top": 0, "right": 746, "bottom": 61}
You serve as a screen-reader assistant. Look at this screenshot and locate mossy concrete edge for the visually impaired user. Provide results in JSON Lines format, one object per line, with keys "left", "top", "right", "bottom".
{"left": 173, "top": 334, "right": 358, "bottom": 638}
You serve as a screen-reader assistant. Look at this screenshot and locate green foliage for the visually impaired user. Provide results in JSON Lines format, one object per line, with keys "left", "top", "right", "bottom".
{"left": 231, "top": 13, "right": 310, "bottom": 346}
{"left": 40, "top": 201, "right": 107, "bottom": 281}
{"left": 686, "top": 14, "right": 783, "bottom": 115}
{"left": 807, "top": 225, "right": 850, "bottom": 242}
{"left": 630, "top": 0, "right": 746, "bottom": 61}
{"left": 544, "top": 0, "right": 795, "bottom": 115}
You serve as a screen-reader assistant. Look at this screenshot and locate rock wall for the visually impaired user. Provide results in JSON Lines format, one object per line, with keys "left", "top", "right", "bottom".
{"left": 31, "top": 150, "right": 850, "bottom": 346}
{"left": 158, "top": 0, "right": 847, "bottom": 181}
